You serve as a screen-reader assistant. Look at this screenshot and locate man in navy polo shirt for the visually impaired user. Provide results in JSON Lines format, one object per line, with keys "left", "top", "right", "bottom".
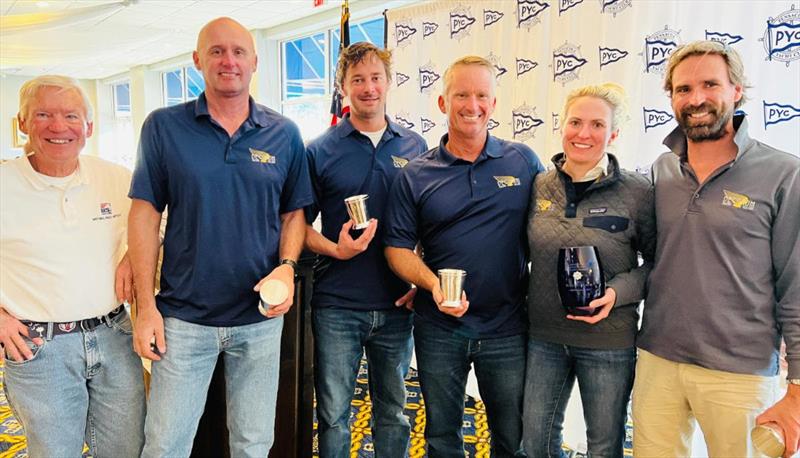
{"left": 384, "top": 55, "right": 544, "bottom": 458}
{"left": 128, "top": 17, "right": 312, "bottom": 457}
{"left": 305, "top": 42, "right": 428, "bottom": 458}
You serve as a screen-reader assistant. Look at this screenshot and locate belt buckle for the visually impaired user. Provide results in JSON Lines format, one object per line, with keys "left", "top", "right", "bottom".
{"left": 102, "top": 305, "right": 123, "bottom": 327}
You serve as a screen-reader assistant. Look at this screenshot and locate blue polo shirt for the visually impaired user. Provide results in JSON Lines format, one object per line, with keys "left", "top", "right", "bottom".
{"left": 384, "top": 134, "right": 544, "bottom": 338}
{"left": 129, "top": 93, "right": 313, "bottom": 326}
{"left": 306, "top": 115, "right": 428, "bottom": 310}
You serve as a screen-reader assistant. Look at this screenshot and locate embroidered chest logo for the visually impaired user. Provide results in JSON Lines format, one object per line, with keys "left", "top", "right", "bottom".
{"left": 494, "top": 176, "right": 521, "bottom": 188}
{"left": 100, "top": 202, "right": 112, "bottom": 216}
{"left": 722, "top": 189, "right": 755, "bottom": 210}
{"left": 536, "top": 198, "right": 552, "bottom": 212}
{"left": 93, "top": 202, "right": 121, "bottom": 221}
{"left": 391, "top": 155, "right": 409, "bottom": 168}
{"left": 250, "top": 148, "right": 276, "bottom": 164}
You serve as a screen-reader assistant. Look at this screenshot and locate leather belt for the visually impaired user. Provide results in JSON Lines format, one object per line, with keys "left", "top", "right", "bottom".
{"left": 22, "top": 305, "right": 126, "bottom": 341}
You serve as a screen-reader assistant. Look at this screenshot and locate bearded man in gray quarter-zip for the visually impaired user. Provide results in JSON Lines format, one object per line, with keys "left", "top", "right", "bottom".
{"left": 633, "top": 40, "right": 800, "bottom": 458}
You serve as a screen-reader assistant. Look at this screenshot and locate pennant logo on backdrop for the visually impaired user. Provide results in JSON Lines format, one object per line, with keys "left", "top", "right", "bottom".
{"left": 763, "top": 101, "right": 800, "bottom": 129}
{"left": 394, "top": 21, "right": 417, "bottom": 48}
{"left": 552, "top": 113, "right": 561, "bottom": 133}
{"left": 705, "top": 30, "right": 743, "bottom": 46}
{"left": 552, "top": 42, "right": 587, "bottom": 85}
{"left": 641, "top": 26, "right": 681, "bottom": 75}
{"left": 516, "top": 58, "right": 538, "bottom": 77}
{"left": 643, "top": 108, "right": 674, "bottom": 132}
{"left": 760, "top": 5, "right": 800, "bottom": 66}
{"left": 516, "top": 0, "right": 549, "bottom": 28}
{"left": 484, "top": 9, "right": 504, "bottom": 28}
{"left": 418, "top": 63, "right": 441, "bottom": 93}
{"left": 600, "top": 0, "right": 632, "bottom": 17}
{"left": 421, "top": 118, "right": 437, "bottom": 134}
{"left": 394, "top": 113, "right": 415, "bottom": 130}
{"left": 423, "top": 21, "right": 439, "bottom": 38}
{"left": 487, "top": 52, "right": 508, "bottom": 82}
{"left": 488, "top": 118, "right": 500, "bottom": 131}
{"left": 559, "top": 0, "right": 584, "bottom": 16}
{"left": 599, "top": 46, "right": 629, "bottom": 69}
{"left": 450, "top": 5, "right": 476, "bottom": 40}
{"left": 512, "top": 104, "right": 544, "bottom": 141}
{"left": 396, "top": 72, "right": 410, "bottom": 87}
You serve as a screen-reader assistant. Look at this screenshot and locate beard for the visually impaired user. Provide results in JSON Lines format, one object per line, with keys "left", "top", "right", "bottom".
{"left": 676, "top": 102, "right": 733, "bottom": 142}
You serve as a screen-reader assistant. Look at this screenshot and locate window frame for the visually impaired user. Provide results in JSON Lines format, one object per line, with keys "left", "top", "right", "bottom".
{"left": 278, "top": 15, "right": 385, "bottom": 110}
{"left": 112, "top": 81, "right": 131, "bottom": 118}
{"left": 161, "top": 65, "right": 205, "bottom": 107}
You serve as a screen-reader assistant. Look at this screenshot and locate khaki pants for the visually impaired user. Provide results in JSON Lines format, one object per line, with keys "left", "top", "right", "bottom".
{"left": 632, "top": 349, "right": 780, "bottom": 457}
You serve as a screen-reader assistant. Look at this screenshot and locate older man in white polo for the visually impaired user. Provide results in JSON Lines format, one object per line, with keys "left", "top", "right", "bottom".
{"left": 0, "top": 75, "right": 145, "bottom": 457}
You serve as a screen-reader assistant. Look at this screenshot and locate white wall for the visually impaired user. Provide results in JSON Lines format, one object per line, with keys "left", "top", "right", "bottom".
{"left": 0, "top": 75, "right": 28, "bottom": 161}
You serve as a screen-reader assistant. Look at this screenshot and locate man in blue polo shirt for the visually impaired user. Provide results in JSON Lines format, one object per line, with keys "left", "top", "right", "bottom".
{"left": 128, "top": 17, "right": 312, "bottom": 457}
{"left": 305, "top": 42, "right": 428, "bottom": 458}
{"left": 384, "top": 55, "right": 544, "bottom": 458}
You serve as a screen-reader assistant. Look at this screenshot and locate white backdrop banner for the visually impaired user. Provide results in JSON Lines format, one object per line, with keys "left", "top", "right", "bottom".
{"left": 385, "top": 0, "right": 800, "bottom": 171}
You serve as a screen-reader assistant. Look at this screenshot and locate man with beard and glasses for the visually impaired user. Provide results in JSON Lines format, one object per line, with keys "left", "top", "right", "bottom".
{"left": 633, "top": 40, "right": 800, "bottom": 458}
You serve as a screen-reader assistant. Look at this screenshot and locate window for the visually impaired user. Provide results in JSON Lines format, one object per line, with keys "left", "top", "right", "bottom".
{"left": 162, "top": 66, "right": 205, "bottom": 107}
{"left": 113, "top": 82, "right": 131, "bottom": 117}
{"left": 280, "top": 16, "right": 385, "bottom": 140}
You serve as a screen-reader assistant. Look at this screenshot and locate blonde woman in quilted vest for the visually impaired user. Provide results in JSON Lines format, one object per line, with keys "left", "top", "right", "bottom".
{"left": 522, "top": 83, "right": 656, "bottom": 458}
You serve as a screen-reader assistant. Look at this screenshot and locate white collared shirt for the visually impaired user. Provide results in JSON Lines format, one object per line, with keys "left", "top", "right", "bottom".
{"left": 0, "top": 155, "right": 131, "bottom": 321}
{"left": 573, "top": 154, "right": 609, "bottom": 183}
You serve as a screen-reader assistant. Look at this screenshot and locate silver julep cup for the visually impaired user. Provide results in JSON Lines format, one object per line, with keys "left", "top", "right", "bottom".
{"left": 344, "top": 194, "right": 370, "bottom": 230}
{"left": 438, "top": 269, "right": 466, "bottom": 308}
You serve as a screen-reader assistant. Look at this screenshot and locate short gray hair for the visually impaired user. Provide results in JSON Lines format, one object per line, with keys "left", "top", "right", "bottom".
{"left": 18, "top": 75, "right": 94, "bottom": 123}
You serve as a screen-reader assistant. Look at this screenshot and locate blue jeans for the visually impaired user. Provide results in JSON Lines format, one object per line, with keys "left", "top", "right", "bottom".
{"left": 142, "top": 316, "right": 283, "bottom": 458}
{"left": 3, "top": 310, "right": 145, "bottom": 458}
{"left": 522, "top": 339, "right": 635, "bottom": 458}
{"left": 413, "top": 317, "right": 527, "bottom": 458}
{"left": 313, "top": 306, "right": 413, "bottom": 458}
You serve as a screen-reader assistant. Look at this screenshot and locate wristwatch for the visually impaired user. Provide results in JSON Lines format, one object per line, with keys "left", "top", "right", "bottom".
{"left": 280, "top": 258, "right": 299, "bottom": 272}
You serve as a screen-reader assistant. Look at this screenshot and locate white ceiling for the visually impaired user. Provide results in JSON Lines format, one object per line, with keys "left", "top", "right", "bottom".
{"left": 0, "top": 0, "right": 345, "bottom": 79}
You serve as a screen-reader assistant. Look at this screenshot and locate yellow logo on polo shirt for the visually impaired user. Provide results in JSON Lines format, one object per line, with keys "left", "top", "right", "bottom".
{"left": 250, "top": 148, "right": 276, "bottom": 164}
{"left": 494, "top": 176, "right": 521, "bottom": 188}
{"left": 391, "top": 155, "right": 409, "bottom": 168}
{"left": 536, "top": 199, "right": 552, "bottom": 212}
{"left": 722, "top": 189, "right": 755, "bottom": 210}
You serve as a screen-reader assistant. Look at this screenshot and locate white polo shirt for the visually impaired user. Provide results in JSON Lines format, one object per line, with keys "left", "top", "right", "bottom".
{"left": 0, "top": 155, "right": 131, "bottom": 322}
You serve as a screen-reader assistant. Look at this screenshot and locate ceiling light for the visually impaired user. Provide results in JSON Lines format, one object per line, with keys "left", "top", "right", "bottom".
{"left": 36, "top": 1, "right": 50, "bottom": 7}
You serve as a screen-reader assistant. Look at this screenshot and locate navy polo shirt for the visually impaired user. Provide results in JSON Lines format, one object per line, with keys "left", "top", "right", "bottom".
{"left": 306, "top": 116, "right": 428, "bottom": 310}
{"left": 129, "top": 93, "right": 313, "bottom": 326}
{"left": 384, "top": 134, "right": 544, "bottom": 338}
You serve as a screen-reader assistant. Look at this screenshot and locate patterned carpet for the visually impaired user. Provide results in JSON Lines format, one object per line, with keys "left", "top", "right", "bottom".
{"left": 0, "top": 359, "right": 631, "bottom": 457}
{"left": 327, "top": 361, "right": 633, "bottom": 457}
{"left": 0, "top": 362, "right": 30, "bottom": 458}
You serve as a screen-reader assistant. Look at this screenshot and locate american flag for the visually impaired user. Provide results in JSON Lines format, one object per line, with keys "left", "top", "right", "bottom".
{"left": 329, "top": 0, "right": 350, "bottom": 126}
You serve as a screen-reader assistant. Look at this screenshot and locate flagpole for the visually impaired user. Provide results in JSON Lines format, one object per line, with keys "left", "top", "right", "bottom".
{"left": 330, "top": 0, "right": 351, "bottom": 126}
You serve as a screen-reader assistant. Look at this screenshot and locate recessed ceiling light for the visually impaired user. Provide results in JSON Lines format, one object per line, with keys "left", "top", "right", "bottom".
{"left": 36, "top": 1, "right": 49, "bottom": 8}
